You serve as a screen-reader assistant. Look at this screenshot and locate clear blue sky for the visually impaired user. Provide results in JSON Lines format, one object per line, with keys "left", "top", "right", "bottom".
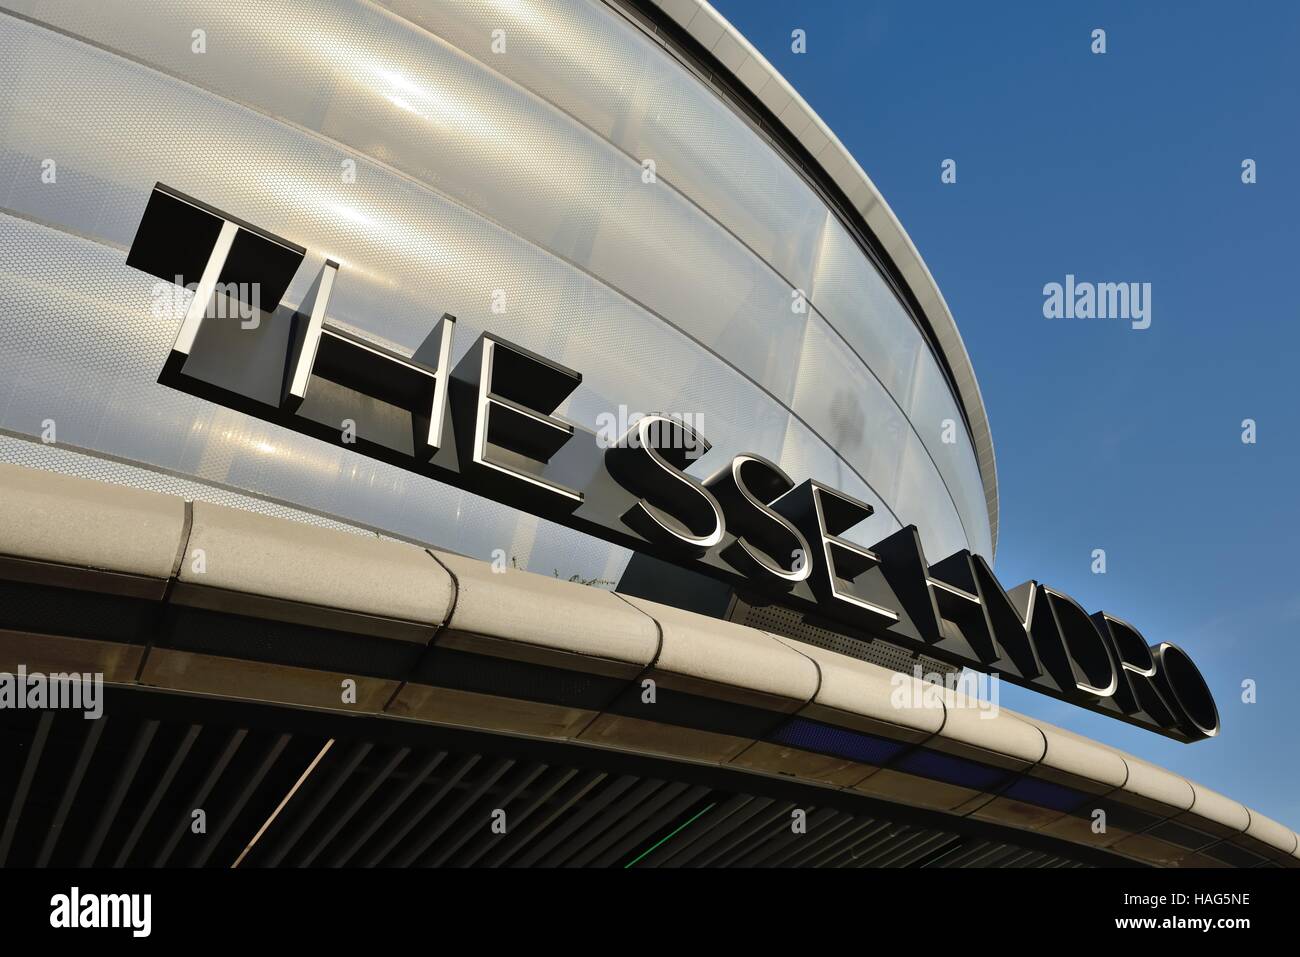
{"left": 712, "top": 0, "right": 1300, "bottom": 827}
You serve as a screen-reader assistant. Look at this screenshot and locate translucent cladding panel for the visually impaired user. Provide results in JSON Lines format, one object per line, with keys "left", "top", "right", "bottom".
{"left": 772, "top": 421, "right": 904, "bottom": 552}
{"left": 0, "top": 434, "right": 387, "bottom": 539}
{"left": 395, "top": 0, "right": 990, "bottom": 555}
{"left": 4, "top": 0, "right": 806, "bottom": 403}
{"left": 0, "top": 213, "right": 632, "bottom": 586}
{"left": 905, "top": 345, "right": 993, "bottom": 558}
{"left": 381, "top": 0, "right": 828, "bottom": 292}
{"left": 8, "top": 0, "right": 991, "bottom": 554}
{"left": 810, "top": 214, "right": 991, "bottom": 556}
{"left": 0, "top": 15, "right": 782, "bottom": 453}
{"left": 791, "top": 317, "right": 970, "bottom": 561}
{"left": 0, "top": 210, "right": 900, "bottom": 585}
{"left": 378, "top": 0, "right": 990, "bottom": 554}
{"left": 809, "top": 214, "right": 927, "bottom": 405}
{"left": 893, "top": 419, "right": 971, "bottom": 562}
{"left": 0, "top": 22, "right": 940, "bottom": 561}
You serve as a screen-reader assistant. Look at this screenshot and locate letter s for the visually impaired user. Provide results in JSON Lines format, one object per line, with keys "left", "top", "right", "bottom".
{"left": 605, "top": 414, "right": 723, "bottom": 554}
{"left": 704, "top": 453, "right": 811, "bottom": 584}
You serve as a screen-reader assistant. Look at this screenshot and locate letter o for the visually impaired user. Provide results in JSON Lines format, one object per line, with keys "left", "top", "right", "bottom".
{"left": 1152, "top": 643, "right": 1219, "bottom": 738}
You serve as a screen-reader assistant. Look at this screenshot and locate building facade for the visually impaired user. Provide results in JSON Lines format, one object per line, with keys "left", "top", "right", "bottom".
{"left": 0, "top": 0, "right": 994, "bottom": 576}
{"left": 0, "top": 0, "right": 1294, "bottom": 869}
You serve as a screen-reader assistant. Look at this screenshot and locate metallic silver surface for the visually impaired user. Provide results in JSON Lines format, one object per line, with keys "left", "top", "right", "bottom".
{"left": 637, "top": 0, "right": 1000, "bottom": 548}
{"left": 0, "top": 0, "right": 993, "bottom": 570}
{"left": 0, "top": 431, "right": 375, "bottom": 539}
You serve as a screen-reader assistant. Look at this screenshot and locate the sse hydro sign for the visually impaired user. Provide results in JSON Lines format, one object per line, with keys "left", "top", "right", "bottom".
{"left": 127, "top": 185, "right": 1220, "bottom": 743}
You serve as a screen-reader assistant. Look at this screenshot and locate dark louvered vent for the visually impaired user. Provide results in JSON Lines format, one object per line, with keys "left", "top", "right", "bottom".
{"left": 0, "top": 686, "right": 1110, "bottom": 869}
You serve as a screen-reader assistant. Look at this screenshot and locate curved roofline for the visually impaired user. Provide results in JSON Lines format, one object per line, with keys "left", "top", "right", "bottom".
{"left": 4, "top": 457, "right": 1294, "bottom": 864}
{"left": 625, "top": 0, "right": 1000, "bottom": 553}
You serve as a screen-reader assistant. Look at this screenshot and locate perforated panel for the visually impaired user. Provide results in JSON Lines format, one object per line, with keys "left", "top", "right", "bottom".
{"left": 734, "top": 597, "right": 960, "bottom": 678}
{"left": 0, "top": 3, "right": 990, "bottom": 560}
{"left": 0, "top": 433, "right": 373, "bottom": 538}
